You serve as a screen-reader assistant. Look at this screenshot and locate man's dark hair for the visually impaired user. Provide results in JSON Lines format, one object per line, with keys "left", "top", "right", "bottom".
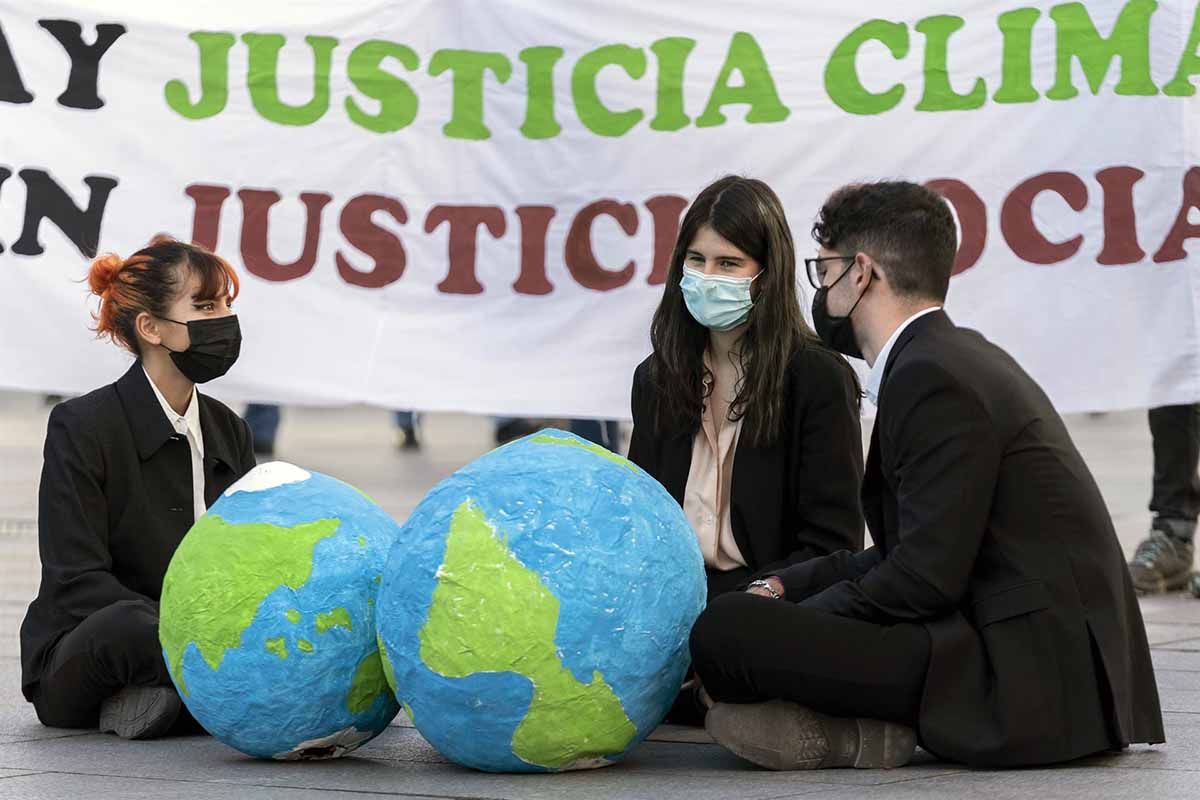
{"left": 812, "top": 181, "right": 958, "bottom": 302}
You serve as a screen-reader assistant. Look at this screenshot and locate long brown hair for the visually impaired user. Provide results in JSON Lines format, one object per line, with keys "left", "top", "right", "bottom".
{"left": 648, "top": 175, "right": 828, "bottom": 445}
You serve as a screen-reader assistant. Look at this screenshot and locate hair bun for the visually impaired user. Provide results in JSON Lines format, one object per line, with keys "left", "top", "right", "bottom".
{"left": 147, "top": 233, "right": 178, "bottom": 247}
{"left": 87, "top": 252, "right": 126, "bottom": 297}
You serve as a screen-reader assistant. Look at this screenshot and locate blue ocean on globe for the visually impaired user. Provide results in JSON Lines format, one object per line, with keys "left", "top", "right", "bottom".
{"left": 375, "top": 430, "right": 707, "bottom": 773}
{"left": 159, "top": 462, "right": 401, "bottom": 760}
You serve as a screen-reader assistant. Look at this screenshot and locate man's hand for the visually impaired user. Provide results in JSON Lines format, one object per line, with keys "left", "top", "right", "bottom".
{"left": 746, "top": 576, "right": 784, "bottom": 600}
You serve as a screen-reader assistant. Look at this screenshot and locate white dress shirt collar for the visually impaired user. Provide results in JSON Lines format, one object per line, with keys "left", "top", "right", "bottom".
{"left": 864, "top": 307, "right": 942, "bottom": 406}
{"left": 144, "top": 367, "right": 207, "bottom": 523}
{"left": 144, "top": 367, "right": 203, "bottom": 455}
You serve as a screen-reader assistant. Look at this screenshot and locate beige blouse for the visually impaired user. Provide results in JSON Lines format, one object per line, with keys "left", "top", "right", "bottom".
{"left": 682, "top": 362, "right": 748, "bottom": 571}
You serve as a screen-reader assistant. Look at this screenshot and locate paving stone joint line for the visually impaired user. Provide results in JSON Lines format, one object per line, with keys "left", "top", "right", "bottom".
{"left": 5, "top": 769, "right": 511, "bottom": 800}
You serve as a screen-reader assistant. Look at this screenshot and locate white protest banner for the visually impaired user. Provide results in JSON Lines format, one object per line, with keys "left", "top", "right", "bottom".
{"left": 1, "top": 0, "right": 1198, "bottom": 417}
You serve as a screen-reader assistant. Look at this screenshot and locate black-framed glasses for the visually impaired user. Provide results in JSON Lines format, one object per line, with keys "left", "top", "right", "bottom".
{"left": 804, "top": 256, "right": 855, "bottom": 290}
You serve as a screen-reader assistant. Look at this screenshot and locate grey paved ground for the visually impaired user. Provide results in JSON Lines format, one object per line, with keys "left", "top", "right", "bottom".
{"left": 0, "top": 392, "right": 1197, "bottom": 799}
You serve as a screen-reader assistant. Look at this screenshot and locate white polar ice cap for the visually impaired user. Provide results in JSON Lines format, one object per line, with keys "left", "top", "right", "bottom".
{"left": 224, "top": 461, "right": 312, "bottom": 497}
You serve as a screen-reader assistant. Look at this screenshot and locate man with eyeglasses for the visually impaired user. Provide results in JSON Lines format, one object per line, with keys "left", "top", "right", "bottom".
{"left": 689, "top": 180, "right": 1164, "bottom": 771}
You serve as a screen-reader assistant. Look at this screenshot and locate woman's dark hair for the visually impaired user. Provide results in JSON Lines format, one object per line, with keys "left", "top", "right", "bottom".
{"left": 647, "top": 175, "right": 847, "bottom": 445}
{"left": 88, "top": 236, "right": 240, "bottom": 356}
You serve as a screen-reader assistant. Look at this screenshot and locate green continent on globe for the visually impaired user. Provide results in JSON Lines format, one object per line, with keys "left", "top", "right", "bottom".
{"left": 316, "top": 607, "right": 353, "bottom": 633}
{"left": 346, "top": 650, "right": 390, "bottom": 714}
{"left": 160, "top": 515, "right": 340, "bottom": 694}
{"left": 378, "top": 639, "right": 398, "bottom": 690}
{"left": 418, "top": 501, "right": 637, "bottom": 769}
{"left": 265, "top": 637, "right": 288, "bottom": 660}
{"left": 529, "top": 434, "right": 639, "bottom": 474}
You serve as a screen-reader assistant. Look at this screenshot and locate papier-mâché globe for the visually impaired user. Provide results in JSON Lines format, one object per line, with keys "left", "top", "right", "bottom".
{"left": 375, "top": 430, "right": 706, "bottom": 772}
{"left": 159, "top": 462, "right": 401, "bottom": 759}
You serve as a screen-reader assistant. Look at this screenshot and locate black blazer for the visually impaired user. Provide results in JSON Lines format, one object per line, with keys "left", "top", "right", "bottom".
{"left": 20, "top": 362, "right": 256, "bottom": 698}
{"left": 777, "top": 311, "right": 1164, "bottom": 766}
{"left": 628, "top": 343, "right": 864, "bottom": 597}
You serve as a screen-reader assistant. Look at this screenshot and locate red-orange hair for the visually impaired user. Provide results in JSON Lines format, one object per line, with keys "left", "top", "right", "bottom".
{"left": 88, "top": 236, "right": 240, "bottom": 355}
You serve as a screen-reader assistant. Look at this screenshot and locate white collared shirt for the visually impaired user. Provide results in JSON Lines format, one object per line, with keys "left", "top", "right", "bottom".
{"left": 144, "top": 367, "right": 207, "bottom": 523}
{"left": 864, "top": 307, "right": 942, "bottom": 406}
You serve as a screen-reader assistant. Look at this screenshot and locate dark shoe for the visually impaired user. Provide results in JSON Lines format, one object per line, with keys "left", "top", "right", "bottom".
{"left": 1130, "top": 522, "right": 1195, "bottom": 594}
{"left": 705, "top": 700, "right": 916, "bottom": 770}
{"left": 99, "top": 686, "right": 182, "bottom": 740}
{"left": 1189, "top": 572, "right": 1200, "bottom": 598}
{"left": 397, "top": 426, "right": 420, "bottom": 451}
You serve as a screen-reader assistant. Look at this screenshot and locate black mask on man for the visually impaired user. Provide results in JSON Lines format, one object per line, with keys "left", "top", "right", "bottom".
{"left": 811, "top": 261, "right": 870, "bottom": 360}
{"left": 160, "top": 315, "right": 242, "bottom": 383}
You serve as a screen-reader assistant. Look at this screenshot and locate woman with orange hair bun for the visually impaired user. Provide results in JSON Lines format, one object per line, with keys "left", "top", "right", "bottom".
{"left": 19, "top": 237, "right": 256, "bottom": 740}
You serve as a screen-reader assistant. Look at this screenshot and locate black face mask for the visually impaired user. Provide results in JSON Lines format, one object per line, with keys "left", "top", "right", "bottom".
{"left": 160, "top": 314, "right": 242, "bottom": 384}
{"left": 811, "top": 262, "right": 870, "bottom": 360}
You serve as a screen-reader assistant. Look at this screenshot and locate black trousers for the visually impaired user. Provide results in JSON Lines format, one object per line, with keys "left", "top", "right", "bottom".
{"left": 690, "top": 592, "right": 931, "bottom": 728}
{"left": 1149, "top": 404, "right": 1200, "bottom": 531}
{"left": 31, "top": 599, "right": 180, "bottom": 729}
{"left": 665, "top": 566, "right": 759, "bottom": 724}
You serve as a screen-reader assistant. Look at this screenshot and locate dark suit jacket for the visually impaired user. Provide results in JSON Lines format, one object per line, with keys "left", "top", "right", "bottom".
{"left": 777, "top": 311, "right": 1164, "bottom": 766}
{"left": 629, "top": 343, "right": 864, "bottom": 597}
{"left": 20, "top": 362, "right": 256, "bottom": 698}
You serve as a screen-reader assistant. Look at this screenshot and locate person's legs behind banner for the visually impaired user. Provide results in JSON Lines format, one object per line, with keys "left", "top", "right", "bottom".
{"left": 1131, "top": 403, "right": 1200, "bottom": 593}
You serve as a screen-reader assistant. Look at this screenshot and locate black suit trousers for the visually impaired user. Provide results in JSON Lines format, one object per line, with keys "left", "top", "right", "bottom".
{"left": 32, "top": 598, "right": 176, "bottom": 729}
{"left": 690, "top": 593, "right": 931, "bottom": 728}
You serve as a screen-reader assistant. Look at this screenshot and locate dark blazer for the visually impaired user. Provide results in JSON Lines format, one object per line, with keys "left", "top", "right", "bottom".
{"left": 20, "top": 362, "right": 256, "bottom": 699}
{"left": 629, "top": 343, "right": 865, "bottom": 598}
{"left": 777, "top": 311, "right": 1164, "bottom": 766}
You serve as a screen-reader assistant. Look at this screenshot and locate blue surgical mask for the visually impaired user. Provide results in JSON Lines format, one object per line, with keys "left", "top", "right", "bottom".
{"left": 680, "top": 266, "right": 761, "bottom": 331}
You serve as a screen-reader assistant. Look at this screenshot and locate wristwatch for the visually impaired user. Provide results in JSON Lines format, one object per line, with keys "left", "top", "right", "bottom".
{"left": 747, "top": 578, "right": 782, "bottom": 600}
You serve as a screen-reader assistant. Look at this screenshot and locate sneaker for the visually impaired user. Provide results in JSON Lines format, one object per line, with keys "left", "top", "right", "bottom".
{"left": 1188, "top": 572, "right": 1200, "bottom": 599}
{"left": 1130, "top": 523, "right": 1195, "bottom": 594}
{"left": 99, "top": 686, "right": 182, "bottom": 740}
{"left": 705, "top": 700, "right": 916, "bottom": 770}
